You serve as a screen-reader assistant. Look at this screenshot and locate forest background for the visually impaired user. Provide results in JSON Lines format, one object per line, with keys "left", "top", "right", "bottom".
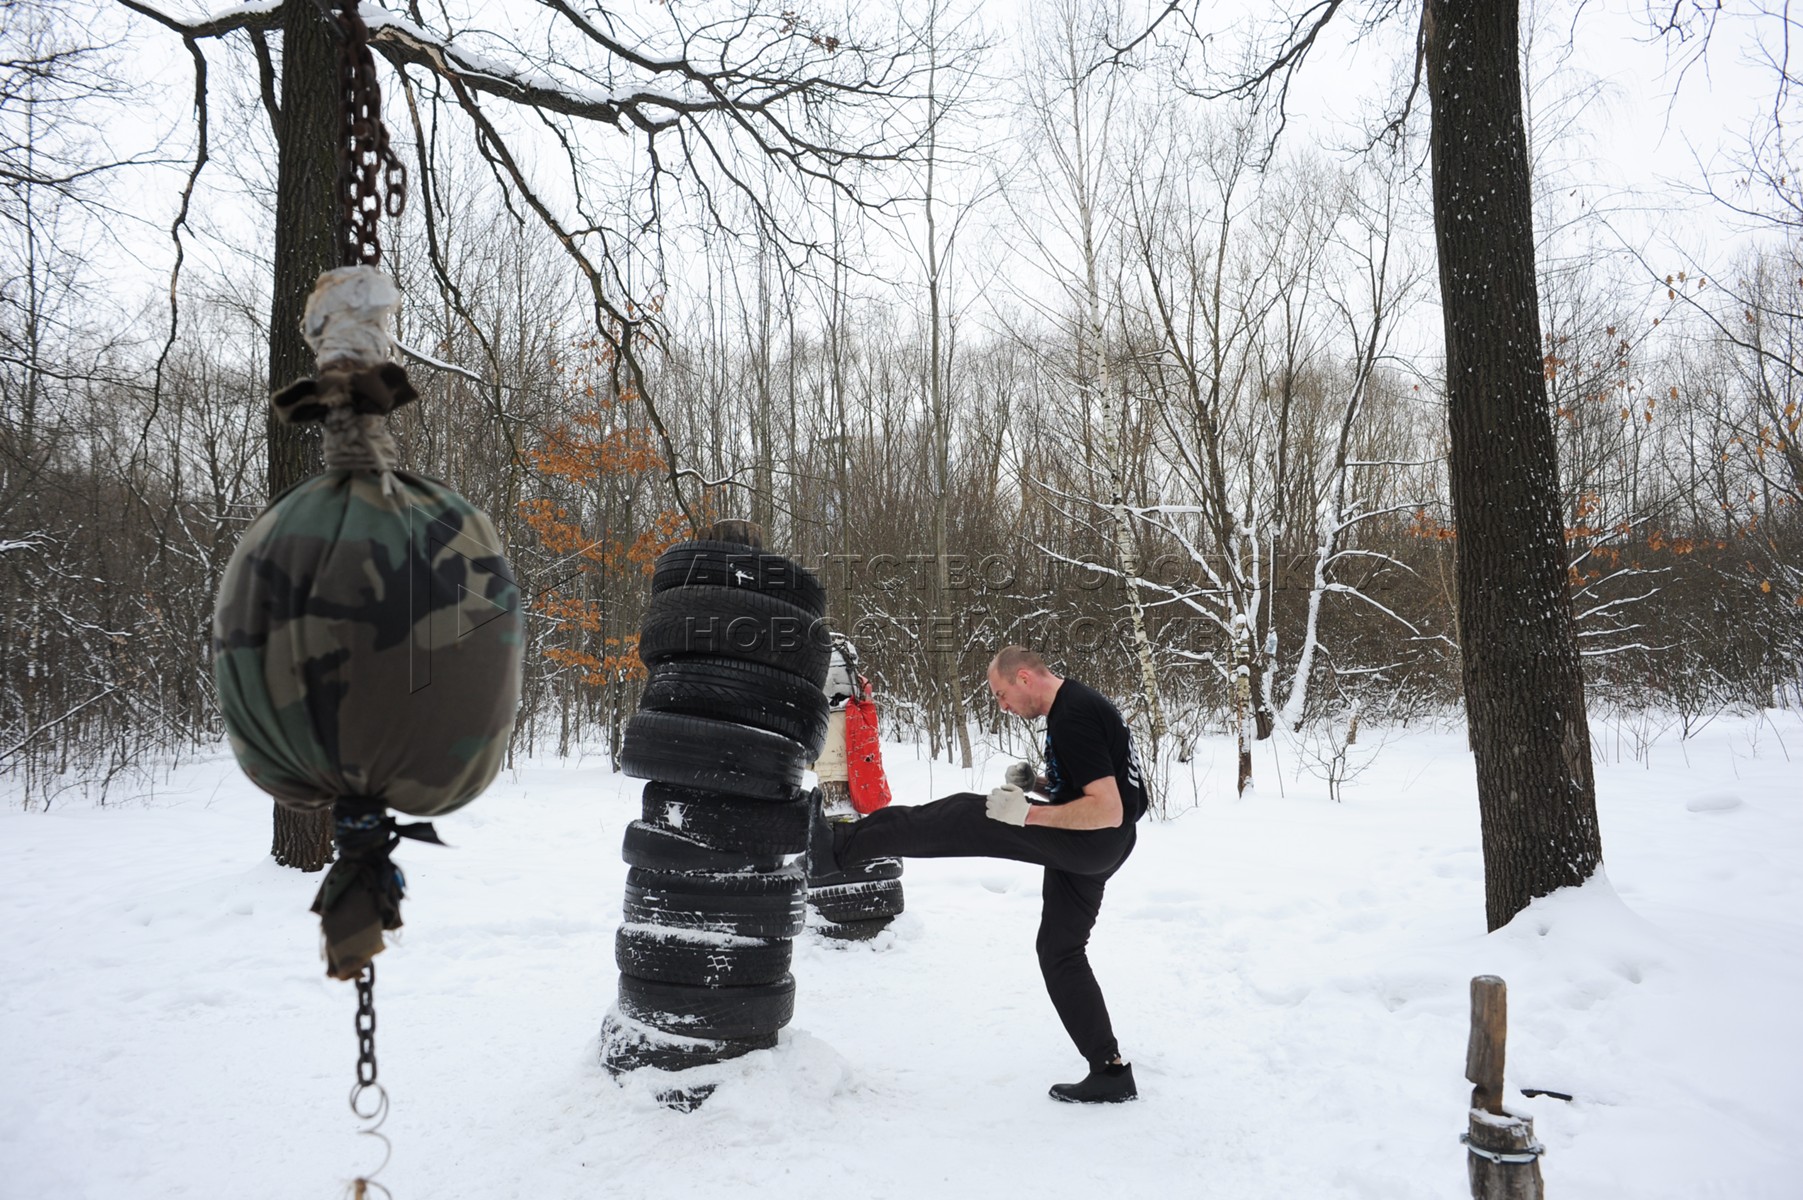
{"left": 3, "top": 0, "right": 1800, "bottom": 808}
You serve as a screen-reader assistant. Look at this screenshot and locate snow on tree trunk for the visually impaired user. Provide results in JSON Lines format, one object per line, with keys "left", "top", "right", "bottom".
{"left": 1279, "top": 357, "right": 1378, "bottom": 732}
{"left": 1425, "top": 0, "right": 1602, "bottom": 930}
{"left": 1234, "top": 612, "right": 1254, "bottom": 794}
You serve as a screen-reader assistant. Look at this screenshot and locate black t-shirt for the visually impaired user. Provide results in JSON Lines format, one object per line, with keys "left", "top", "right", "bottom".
{"left": 1043, "top": 679, "right": 1146, "bottom": 824}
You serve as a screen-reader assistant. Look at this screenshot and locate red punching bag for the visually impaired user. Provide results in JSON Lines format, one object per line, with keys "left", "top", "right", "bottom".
{"left": 843, "top": 679, "right": 892, "bottom": 815}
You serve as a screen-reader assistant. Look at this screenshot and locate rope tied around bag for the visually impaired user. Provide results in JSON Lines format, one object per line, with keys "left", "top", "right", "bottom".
{"left": 274, "top": 0, "right": 414, "bottom": 489}
{"left": 310, "top": 797, "right": 446, "bottom": 981}
{"left": 272, "top": 266, "right": 417, "bottom": 486}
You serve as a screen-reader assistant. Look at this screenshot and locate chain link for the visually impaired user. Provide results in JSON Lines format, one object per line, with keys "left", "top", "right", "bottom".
{"left": 346, "top": 962, "right": 392, "bottom": 1196}
{"left": 354, "top": 963, "right": 379, "bottom": 1088}
{"left": 336, "top": 0, "right": 407, "bottom": 268}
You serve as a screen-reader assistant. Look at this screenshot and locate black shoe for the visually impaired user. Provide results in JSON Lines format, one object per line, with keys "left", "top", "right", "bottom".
{"left": 1049, "top": 1062, "right": 1137, "bottom": 1104}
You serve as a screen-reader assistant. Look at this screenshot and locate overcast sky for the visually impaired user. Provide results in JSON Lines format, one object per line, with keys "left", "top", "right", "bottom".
{"left": 101, "top": 0, "right": 1792, "bottom": 354}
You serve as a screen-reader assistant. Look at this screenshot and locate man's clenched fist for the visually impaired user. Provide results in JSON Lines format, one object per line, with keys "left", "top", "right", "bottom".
{"left": 985, "top": 784, "right": 1031, "bottom": 826}
{"left": 1004, "top": 761, "right": 1037, "bottom": 790}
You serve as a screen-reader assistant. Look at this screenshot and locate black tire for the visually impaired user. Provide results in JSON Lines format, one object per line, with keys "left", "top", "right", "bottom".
{"left": 638, "top": 586, "right": 831, "bottom": 683}
{"left": 617, "top": 972, "right": 797, "bottom": 1040}
{"left": 642, "top": 782, "right": 810, "bottom": 855}
{"left": 627, "top": 862, "right": 806, "bottom": 895}
{"left": 621, "top": 711, "right": 808, "bottom": 800}
{"left": 623, "top": 880, "right": 807, "bottom": 939}
{"left": 621, "top": 820, "right": 787, "bottom": 874}
{"left": 652, "top": 541, "right": 828, "bottom": 618}
{"left": 640, "top": 657, "right": 830, "bottom": 757}
{"left": 809, "top": 877, "right": 905, "bottom": 922}
{"left": 815, "top": 915, "right": 894, "bottom": 941}
{"left": 615, "top": 925, "right": 793, "bottom": 987}
{"left": 599, "top": 1009, "right": 775, "bottom": 1076}
{"left": 807, "top": 856, "right": 903, "bottom": 889}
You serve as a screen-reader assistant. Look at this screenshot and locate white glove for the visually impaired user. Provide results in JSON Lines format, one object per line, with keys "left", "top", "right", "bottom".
{"left": 985, "top": 784, "right": 1030, "bottom": 826}
{"left": 1004, "top": 761, "right": 1037, "bottom": 790}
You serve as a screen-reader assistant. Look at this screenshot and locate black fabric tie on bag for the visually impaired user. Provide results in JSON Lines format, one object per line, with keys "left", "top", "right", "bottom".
{"left": 310, "top": 798, "right": 446, "bottom": 980}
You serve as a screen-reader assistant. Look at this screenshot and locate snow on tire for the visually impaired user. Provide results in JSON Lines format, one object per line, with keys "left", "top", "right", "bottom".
{"left": 615, "top": 924, "right": 793, "bottom": 988}
{"left": 621, "top": 711, "right": 808, "bottom": 800}
{"left": 616, "top": 972, "right": 797, "bottom": 1040}
{"left": 622, "top": 874, "right": 807, "bottom": 939}
{"left": 627, "top": 862, "right": 806, "bottom": 896}
{"left": 622, "top": 863, "right": 807, "bottom": 939}
{"left": 599, "top": 1008, "right": 776, "bottom": 1076}
{"left": 621, "top": 820, "right": 787, "bottom": 874}
{"left": 815, "top": 915, "right": 894, "bottom": 941}
{"left": 641, "top": 782, "right": 810, "bottom": 855}
{"left": 639, "top": 656, "right": 830, "bottom": 757}
{"left": 651, "top": 541, "right": 827, "bottom": 618}
{"left": 637, "top": 586, "right": 831, "bottom": 683}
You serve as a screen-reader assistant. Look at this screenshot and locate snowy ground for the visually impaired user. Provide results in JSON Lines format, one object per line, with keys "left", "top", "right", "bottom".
{"left": 3, "top": 710, "right": 1799, "bottom": 1199}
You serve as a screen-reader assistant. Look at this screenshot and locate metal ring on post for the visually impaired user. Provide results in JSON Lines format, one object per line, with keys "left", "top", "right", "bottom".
{"left": 1460, "top": 1132, "right": 1546, "bottom": 1164}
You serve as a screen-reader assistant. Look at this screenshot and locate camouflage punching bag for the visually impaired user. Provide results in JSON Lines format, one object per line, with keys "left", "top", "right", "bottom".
{"left": 214, "top": 266, "right": 523, "bottom": 978}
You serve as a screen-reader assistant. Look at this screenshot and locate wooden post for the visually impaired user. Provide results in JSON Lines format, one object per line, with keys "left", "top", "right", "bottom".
{"left": 1467, "top": 975, "right": 1507, "bottom": 1115}
{"left": 1465, "top": 975, "right": 1544, "bottom": 1199}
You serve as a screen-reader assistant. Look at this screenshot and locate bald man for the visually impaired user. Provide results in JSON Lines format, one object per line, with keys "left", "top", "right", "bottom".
{"left": 825, "top": 645, "right": 1145, "bottom": 1103}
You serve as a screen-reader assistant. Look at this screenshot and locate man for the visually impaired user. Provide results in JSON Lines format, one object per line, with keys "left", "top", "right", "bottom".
{"left": 826, "top": 645, "right": 1146, "bottom": 1103}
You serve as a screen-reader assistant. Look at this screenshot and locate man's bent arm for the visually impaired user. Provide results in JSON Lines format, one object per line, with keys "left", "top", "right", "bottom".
{"left": 1024, "top": 775, "right": 1124, "bottom": 830}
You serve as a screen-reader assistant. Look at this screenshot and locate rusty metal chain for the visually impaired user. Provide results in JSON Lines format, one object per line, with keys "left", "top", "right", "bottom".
{"left": 353, "top": 963, "right": 379, "bottom": 1088}
{"left": 336, "top": 0, "right": 407, "bottom": 268}
{"left": 347, "top": 963, "right": 393, "bottom": 1198}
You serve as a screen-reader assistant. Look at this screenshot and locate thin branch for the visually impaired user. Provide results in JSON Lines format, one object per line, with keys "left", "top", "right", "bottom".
{"left": 112, "top": 0, "right": 282, "bottom": 39}
{"left": 139, "top": 30, "right": 210, "bottom": 455}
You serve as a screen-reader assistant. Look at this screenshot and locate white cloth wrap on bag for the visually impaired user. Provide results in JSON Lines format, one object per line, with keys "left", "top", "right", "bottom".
{"left": 302, "top": 265, "right": 401, "bottom": 370}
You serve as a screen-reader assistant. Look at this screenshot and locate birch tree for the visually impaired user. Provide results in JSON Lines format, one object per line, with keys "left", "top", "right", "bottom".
{"left": 1118, "top": 103, "right": 1298, "bottom": 785}
{"left": 1276, "top": 145, "right": 1430, "bottom": 731}
{"left": 1016, "top": 0, "right": 1167, "bottom": 768}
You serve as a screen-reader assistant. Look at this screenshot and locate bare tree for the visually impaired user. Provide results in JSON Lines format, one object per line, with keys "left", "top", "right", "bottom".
{"left": 1015, "top": 0, "right": 1167, "bottom": 772}
{"left": 1123, "top": 0, "right": 1602, "bottom": 921}
{"left": 1116, "top": 102, "right": 1298, "bottom": 790}
{"left": 1277, "top": 145, "right": 1431, "bottom": 732}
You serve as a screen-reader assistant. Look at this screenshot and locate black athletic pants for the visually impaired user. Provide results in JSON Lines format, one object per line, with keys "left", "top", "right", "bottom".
{"left": 835, "top": 792, "right": 1136, "bottom": 1067}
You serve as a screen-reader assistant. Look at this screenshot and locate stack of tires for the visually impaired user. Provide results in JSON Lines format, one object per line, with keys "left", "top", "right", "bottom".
{"left": 600, "top": 533, "right": 831, "bottom": 1106}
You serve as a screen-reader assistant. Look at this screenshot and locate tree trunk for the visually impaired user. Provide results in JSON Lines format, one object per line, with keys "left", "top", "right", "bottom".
{"left": 1425, "top": 0, "right": 1602, "bottom": 930}
{"left": 267, "top": 0, "right": 339, "bottom": 872}
{"left": 1234, "top": 612, "right": 1254, "bottom": 795}
{"left": 751, "top": 243, "right": 776, "bottom": 538}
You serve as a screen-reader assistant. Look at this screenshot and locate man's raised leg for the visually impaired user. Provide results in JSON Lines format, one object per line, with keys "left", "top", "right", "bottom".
{"left": 834, "top": 792, "right": 1130, "bottom": 876}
